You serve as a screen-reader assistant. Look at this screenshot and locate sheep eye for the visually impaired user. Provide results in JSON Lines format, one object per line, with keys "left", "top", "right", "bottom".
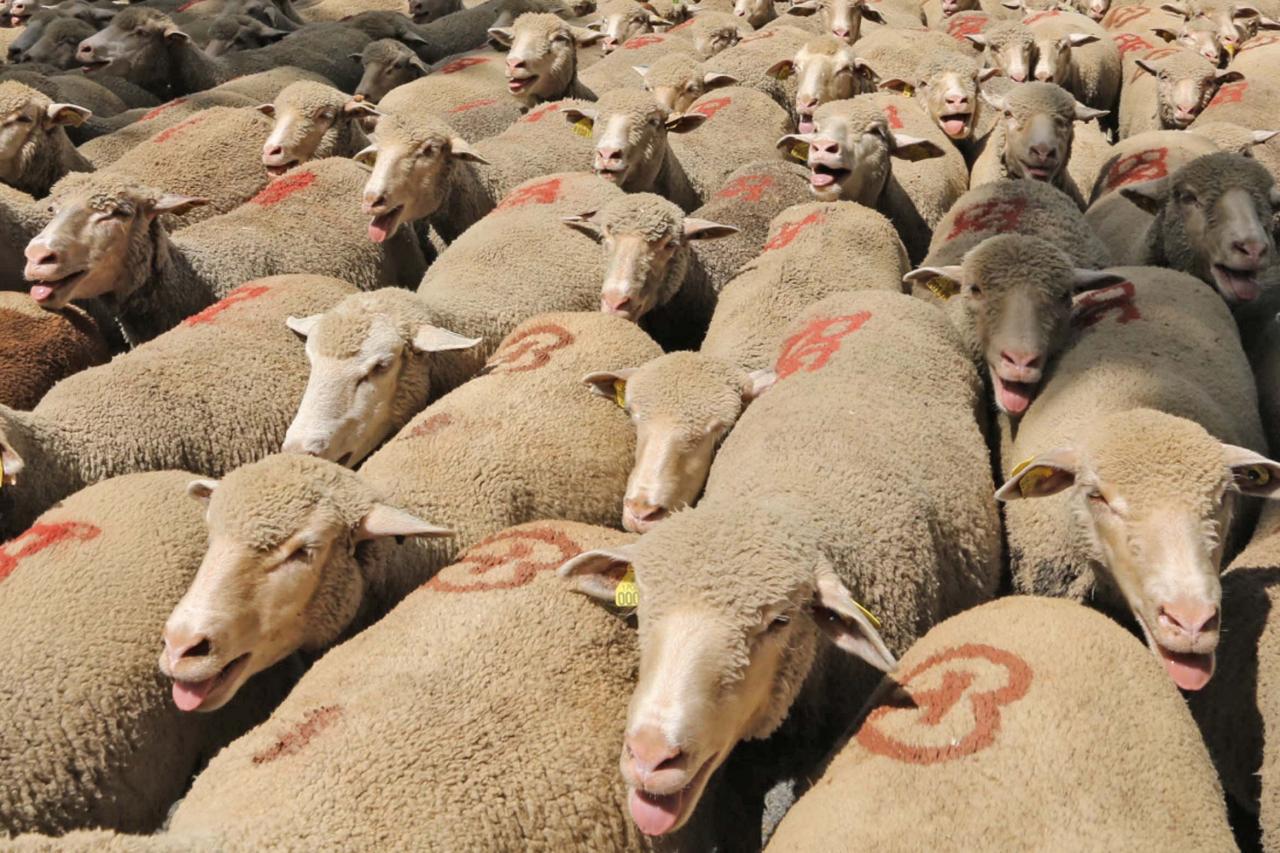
{"left": 968, "top": 282, "right": 983, "bottom": 298}
{"left": 1177, "top": 190, "right": 1199, "bottom": 206}
{"left": 369, "top": 357, "right": 394, "bottom": 376}
{"left": 764, "top": 613, "right": 791, "bottom": 633}
{"left": 285, "top": 546, "right": 313, "bottom": 564}
{"left": 1086, "top": 489, "right": 1109, "bottom": 508}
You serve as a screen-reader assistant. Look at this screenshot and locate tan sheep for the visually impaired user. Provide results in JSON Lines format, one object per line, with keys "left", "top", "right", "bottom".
{"left": 0, "top": 182, "right": 49, "bottom": 293}
{"left": 77, "top": 89, "right": 263, "bottom": 168}
{"left": 0, "top": 471, "right": 291, "bottom": 836}
{"left": 578, "top": 30, "right": 702, "bottom": 97}
{"left": 967, "top": 18, "right": 1038, "bottom": 80}
{"left": 764, "top": 35, "right": 877, "bottom": 132}
{"left": 487, "top": 12, "right": 605, "bottom": 109}
{"left": 1024, "top": 8, "right": 1122, "bottom": 109}
{"left": 767, "top": 596, "right": 1236, "bottom": 850}
{"left": 996, "top": 265, "right": 1276, "bottom": 691}
{"left": 703, "top": 25, "right": 810, "bottom": 117}
{"left": 781, "top": 0, "right": 888, "bottom": 42}
{"left": 852, "top": 25, "right": 975, "bottom": 84}
{"left": 1190, "top": 70, "right": 1280, "bottom": 182}
{"left": 350, "top": 37, "right": 430, "bottom": 103}
{"left": 559, "top": 289, "right": 1000, "bottom": 841}
{"left": 257, "top": 80, "right": 376, "bottom": 174}
{"left": 1120, "top": 47, "right": 1242, "bottom": 136}
{"left": 0, "top": 274, "right": 356, "bottom": 540}
{"left": 683, "top": 9, "right": 752, "bottom": 56}
{"left": 0, "top": 292, "right": 107, "bottom": 410}
{"left": 635, "top": 52, "right": 739, "bottom": 113}
{"left": 0, "top": 80, "right": 91, "bottom": 197}
{"left": 587, "top": 0, "right": 673, "bottom": 52}
{"left": 874, "top": 51, "right": 1002, "bottom": 150}
{"left": 376, "top": 48, "right": 526, "bottom": 142}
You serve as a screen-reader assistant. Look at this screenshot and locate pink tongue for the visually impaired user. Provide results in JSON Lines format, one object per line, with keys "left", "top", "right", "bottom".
{"left": 943, "top": 118, "right": 967, "bottom": 137}
{"left": 29, "top": 285, "right": 54, "bottom": 303}
{"left": 629, "top": 788, "right": 684, "bottom": 837}
{"left": 1221, "top": 270, "right": 1261, "bottom": 302}
{"left": 1158, "top": 648, "right": 1214, "bottom": 691}
{"left": 997, "top": 378, "right": 1033, "bottom": 415}
{"left": 367, "top": 216, "right": 392, "bottom": 243}
{"left": 810, "top": 171, "right": 835, "bottom": 188}
{"left": 172, "top": 677, "right": 217, "bottom": 711}
{"left": 798, "top": 118, "right": 814, "bottom": 134}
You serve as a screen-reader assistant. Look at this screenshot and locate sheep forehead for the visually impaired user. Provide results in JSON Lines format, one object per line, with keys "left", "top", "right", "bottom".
{"left": 0, "top": 81, "right": 48, "bottom": 115}
{"left": 312, "top": 290, "right": 424, "bottom": 358}
{"left": 362, "top": 38, "right": 412, "bottom": 63}
{"left": 275, "top": 81, "right": 348, "bottom": 113}
{"left": 628, "top": 352, "right": 746, "bottom": 425}
{"left": 1004, "top": 82, "right": 1076, "bottom": 119}
{"left": 800, "top": 35, "right": 845, "bottom": 57}
{"left": 1154, "top": 51, "right": 1215, "bottom": 78}
{"left": 597, "top": 88, "right": 665, "bottom": 125}
{"left": 964, "top": 234, "right": 1073, "bottom": 296}
{"left": 1173, "top": 151, "right": 1273, "bottom": 199}
{"left": 111, "top": 6, "right": 170, "bottom": 29}
{"left": 985, "top": 21, "right": 1035, "bottom": 47}
{"left": 813, "top": 99, "right": 884, "bottom": 133}
{"left": 916, "top": 52, "right": 979, "bottom": 81}
{"left": 513, "top": 11, "right": 570, "bottom": 41}
{"left": 52, "top": 173, "right": 161, "bottom": 212}
{"left": 373, "top": 113, "right": 453, "bottom": 149}
{"left": 45, "top": 16, "right": 92, "bottom": 37}
{"left": 645, "top": 53, "right": 702, "bottom": 87}
{"left": 208, "top": 455, "right": 379, "bottom": 551}
{"left": 1082, "top": 410, "right": 1226, "bottom": 510}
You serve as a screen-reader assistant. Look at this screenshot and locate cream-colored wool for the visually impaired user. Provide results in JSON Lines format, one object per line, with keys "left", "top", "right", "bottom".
{"left": 1024, "top": 8, "right": 1121, "bottom": 110}
{"left": 668, "top": 86, "right": 792, "bottom": 204}
{"left": 352, "top": 39, "right": 429, "bottom": 104}
{"left": 264, "top": 81, "right": 370, "bottom": 165}
{"left": 1118, "top": 48, "right": 1223, "bottom": 137}
{"left": 579, "top": 31, "right": 701, "bottom": 96}
{"left": 79, "top": 90, "right": 264, "bottom": 168}
{"left": 1191, "top": 76, "right": 1280, "bottom": 182}
{"left": 0, "top": 293, "right": 107, "bottom": 410}
{"left": 702, "top": 25, "right": 810, "bottom": 117}
{"left": 0, "top": 69, "right": 131, "bottom": 125}
{"left": 1001, "top": 266, "right": 1265, "bottom": 603}
{"left": 493, "top": 13, "right": 600, "bottom": 108}
{"left": 378, "top": 49, "right": 524, "bottom": 142}
{"left": 0, "top": 472, "right": 291, "bottom": 836}
{"left": 0, "top": 274, "right": 355, "bottom": 540}
{"left": 0, "top": 182, "right": 47, "bottom": 293}
{"left": 767, "top": 597, "right": 1235, "bottom": 851}
{"left": 686, "top": 11, "right": 751, "bottom": 58}
{"left": 972, "top": 18, "right": 1037, "bottom": 75}
{"left": 636, "top": 53, "right": 740, "bottom": 114}
{"left": 0, "top": 81, "right": 92, "bottom": 197}
{"left": 853, "top": 26, "right": 971, "bottom": 84}
{"left": 702, "top": 201, "right": 909, "bottom": 367}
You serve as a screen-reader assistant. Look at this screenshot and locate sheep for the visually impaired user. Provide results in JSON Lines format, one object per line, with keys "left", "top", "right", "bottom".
{"left": 350, "top": 38, "right": 430, "bottom": 103}
{"left": 77, "top": 89, "right": 262, "bottom": 168}
{"left": 559, "top": 289, "right": 1000, "bottom": 841}
{"left": 850, "top": 26, "right": 976, "bottom": 85}
{"left": 0, "top": 68, "right": 138, "bottom": 147}
{"left": 0, "top": 183, "right": 49, "bottom": 293}
{"left": 7, "top": 3, "right": 119, "bottom": 64}
{"left": 0, "top": 292, "right": 107, "bottom": 410}
{"left": 1152, "top": 14, "right": 1236, "bottom": 63}
{"left": 781, "top": 0, "right": 886, "bottom": 42}
{"left": 967, "top": 18, "right": 1038, "bottom": 80}
{"left": 376, "top": 50, "right": 525, "bottom": 142}
{"left": 0, "top": 470, "right": 295, "bottom": 837}
{"left": 258, "top": 81, "right": 376, "bottom": 174}
{"left": 767, "top": 596, "right": 1236, "bottom": 850}
{"left": 578, "top": 32, "right": 702, "bottom": 99}
{"left": 995, "top": 265, "right": 1275, "bottom": 691}
{"left": 407, "top": 0, "right": 459, "bottom": 24}
{"left": 776, "top": 93, "right": 963, "bottom": 262}
{"left": 587, "top": 0, "right": 672, "bottom": 52}
{"left": 875, "top": 53, "right": 1002, "bottom": 150}
{"left": 1190, "top": 71, "right": 1280, "bottom": 183}
{"left": 969, "top": 81, "right": 1110, "bottom": 208}
{"left": 0, "top": 80, "right": 91, "bottom": 197}
{"left": 685, "top": 10, "right": 750, "bottom": 56}
{"left": 635, "top": 53, "right": 739, "bottom": 113}
{"left": 1020, "top": 8, "right": 1122, "bottom": 110}
{"left": 405, "top": 0, "right": 593, "bottom": 63}
{"left": 486, "top": 12, "right": 605, "bottom": 110}
{"left": 1120, "top": 48, "right": 1242, "bottom": 135}
{"left": 1113, "top": 151, "right": 1278, "bottom": 303}
{"left": 200, "top": 15, "right": 296, "bottom": 57}
{"left": 161, "top": 310, "right": 661, "bottom": 707}
{"left": 731, "top": 0, "right": 779, "bottom": 29}
{"left": 25, "top": 160, "right": 426, "bottom": 342}
{"left": 764, "top": 36, "right": 877, "bottom": 133}
{"left": 12, "top": 13, "right": 95, "bottom": 68}
{"left": 1162, "top": 0, "right": 1280, "bottom": 55}
{"left": 703, "top": 25, "right": 811, "bottom": 116}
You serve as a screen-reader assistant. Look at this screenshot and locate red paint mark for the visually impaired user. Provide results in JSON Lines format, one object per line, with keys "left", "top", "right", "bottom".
{"left": 1112, "top": 32, "right": 1153, "bottom": 56}
{"left": 182, "top": 283, "right": 272, "bottom": 327}
{"left": 716, "top": 173, "right": 774, "bottom": 202}
{"left": 670, "top": 17, "right": 696, "bottom": 30}
{"left": 1102, "top": 4, "right": 1148, "bottom": 27}
{"left": 1240, "top": 34, "right": 1280, "bottom": 52}
{"left": 496, "top": 176, "right": 563, "bottom": 211}
{"left": 1103, "top": 147, "right": 1168, "bottom": 191}
{"left": 250, "top": 171, "right": 316, "bottom": 206}
{"left": 855, "top": 643, "right": 1034, "bottom": 765}
{"left": 140, "top": 98, "right": 189, "bottom": 123}
{"left": 0, "top": 522, "right": 102, "bottom": 583}
{"left": 883, "top": 104, "right": 904, "bottom": 130}
{"left": 740, "top": 29, "right": 776, "bottom": 42}
{"left": 944, "top": 197, "right": 1028, "bottom": 240}
{"left": 1129, "top": 46, "right": 1177, "bottom": 83}
{"left": 1072, "top": 280, "right": 1141, "bottom": 329}
{"left": 485, "top": 323, "right": 574, "bottom": 373}
{"left": 623, "top": 34, "right": 664, "bottom": 49}
{"left": 1021, "top": 9, "right": 1060, "bottom": 24}
{"left": 946, "top": 14, "right": 987, "bottom": 39}
{"left": 153, "top": 114, "right": 206, "bottom": 145}
{"left": 408, "top": 412, "right": 454, "bottom": 438}
{"left": 448, "top": 97, "right": 499, "bottom": 113}
{"left": 426, "top": 526, "right": 581, "bottom": 593}
{"left": 764, "top": 211, "right": 824, "bottom": 252}
{"left": 1209, "top": 80, "right": 1248, "bottom": 108}
{"left": 175, "top": 0, "right": 205, "bottom": 10}
{"left": 775, "top": 312, "right": 870, "bottom": 378}
{"left": 691, "top": 96, "right": 732, "bottom": 120}
{"left": 521, "top": 102, "right": 561, "bottom": 123}
{"left": 251, "top": 706, "right": 343, "bottom": 765}
{"left": 438, "top": 56, "right": 488, "bottom": 74}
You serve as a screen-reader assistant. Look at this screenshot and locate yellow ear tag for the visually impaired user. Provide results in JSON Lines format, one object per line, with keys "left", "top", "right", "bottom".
{"left": 925, "top": 275, "right": 960, "bottom": 300}
{"left": 0, "top": 453, "right": 5, "bottom": 491}
{"left": 1017, "top": 465, "right": 1056, "bottom": 497}
{"left": 902, "top": 84, "right": 915, "bottom": 98}
{"left": 1225, "top": 42, "right": 1236, "bottom": 56}
{"left": 1009, "top": 456, "right": 1034, "bottom": 477}
{"left": 613, "top": 378, "right": 627, "bottom": 409}
{"left": 1244, "top": 465, "right": 1271, "bottom": 487}
{"left": 774, "top": 64, "right": 793, "bottom": 80}
{"left": 788, "top": 141, "right": 809, "bottom": 163}
{"left": 615, "top": 566, "right": 639, "bottom": 608}
{"left": 852, "top": 598, "right": 881, "bottom": 628}
{"left": 573, "top": 118, "right": 594, "bottom": 137}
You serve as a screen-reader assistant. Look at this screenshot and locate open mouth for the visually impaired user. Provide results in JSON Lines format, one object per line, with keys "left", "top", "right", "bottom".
{"left": 991, "top": 372, "right": 1036, "bottom": 415}
{"left": 628, "top": 757, "right": 714, "bottom": 836}
{"left": 27, "top": 270, "right": 85, "bottom": 306}
{"left": 1019, "top": 161, "right": 1054, "bottom": 180}
{"left": 171, "top": 652, "right": 250, "bottom": 712}
{"left": 939, "top": 111, "right": 971, "bottom": 138}
{"left": 595, "top": 162, "right": 627, "bottom": 182}
{"left": 809, "top": 162, "right": 849, "bottom": 189}
{"left": 797, "top": 114, "right": 815, "bottom": 134}
{"left": 1154, "top": 644, "right": 1215, "bottom": 691}
{"left": 1211, "top": 263, "right": 1262, "bottom": 302}
{"left": 366, "top": 205, "right": 403, "bottom": 243}
{"left": 507, "top": 73, "right": 539, "bottom": 93}
{"left": 80, "top": 59, "right": 111, "bottom": 74}
{"left": 265, "top": 159, "right": 298, "bottom": 177}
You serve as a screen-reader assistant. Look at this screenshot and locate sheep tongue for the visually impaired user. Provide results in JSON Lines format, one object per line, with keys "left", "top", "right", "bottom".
{"left": 942, "top": 118, "right": 967, "bottom": 136}
{"left": 629, "top": 788, "right": 683, "bottom": 836}
{"left": 367, "top": 213, "right": 396, "bottom": 243}
{"left": 1158, "top": 647, "right": 1214, "bottom": 691}
{"left": 996, "top": 377, "right": 1033, "bottom": 415}
{"left": 172, "top": 677, "right": 216, "bottom": 711}
{"left": 29, "top": 285, "right": 54, "bottom": 303}
{"left": 1215, "top": 268, "right": 1260, "bottom": 303}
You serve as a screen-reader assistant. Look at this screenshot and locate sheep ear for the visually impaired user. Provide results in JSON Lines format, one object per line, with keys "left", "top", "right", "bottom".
{"left": 343, "top": 99, "right": 381, "bottom": 119}
{"left": 978, "top": 66, "right": 1001, "bottom": 82}
{"left": 1258, "top": 13, "right": 1280, "bottom": 27}
{"left": 1224, "top": 445, "right": 1280, "bottom": 497}
{"left": 743, "top": 367, "right": 775, "bottom": 402}
{"left": 1253, "top": 129, "right": 1279, "bottom": 144}
{"left": 980, "top": 89, "right": 1008, "bottom": 111}
{"left": 665, "top": 111, "right": 707, "bottom": 133}
{"left": 400, "top": 30, "right": 431, "bottom": 45}
{"left": 995, "top": 448, "right": 1078, "bottom": 501}
{"left": 1066, "top": 31, "right": 1099, "bottom": 45}
{"left": 164, "top": 25, "right": 191, "bottom": 42}
{"left": 353, "top": 144, "right": 378, "bottom": 166}
{"left": 408, "top": 56, "right": 432, "bottom": 76}
{"left": 412, "top": 325, "right": 481, "bottom": 353}
{"left": 348, "top": 52, "right": 364, "bottom": 63}
{"left": 557, "top": 546, "right": 638, "bottom": 603}
{"left": 787, "top": 0, "right": 820, "bottom": 14}
{"left": 878, "top": 77, "right": 914, "bottom": 94}
{"left": 1270, "top": 185, "right": 1280, "bottom": 208}
{"left": 1215, "top": 68, "right": 1245, "bottom": 83}
{"left": 1159, "top": 0, "right": 1188, "bottom": 15}
{"left": 776, "top": 131, "right": 813, "bottom": 151}
{"left": 356, "top": 503, "right": 453, "bottom": 541}
{"left": 703, "top": 71, "right": 737, "bottom": 89}
{"left": 448, "top": 136, "right": 489, "bottom": 164}
{"left": 285, "top": 314, "right": 321, "bottom": 338}
{"left": 965, "top": 32, "right": 989, "bottom": 47}
{"left": 766, "top": 58, "right": 795, "bottom": 79}
{"left": 585, "top": 18, "right": 605, "bottom": 29}
{"left": 45, "top": 103, "right": 91, "bottom": 127}
{"left": 562, "top": 107, "right": 598, "bottom": 127}
{"left": 632, "top": 64, "right": 650, "bottom": 78}
{"left": 582, "top": 368, "right": 636, "bottom": 402}
{"left": 563, "top": 212, "right": 604, "bottom": 240}
{"left": 1071, "top": 269, "right": 1128, "bottom": 292}
{"left": 187, "top": 478, "right": 219, "bottom": 504}
{"left": 682, "top": 217, "right": 739, "bottom": 240}
{"left": 902, "top": 264, "right": 964, "bottom": 295}
{"left": 256, "top": 103, "right": 276, "bottom": 117}
{"left": 487, "top": 25, "right": 514, "bottom": 46}
{"left": 572, "top": 25, "right": 607, "bottom": 44}
{"left": 648, "top": 13, "right": 672, "bottom": 24}
{"left": 1073, "top": 102, "right": 1108, "bottom": 122}
{"left": 0, "top": 434, "right": 24, "bottom": 485}
{"left": 1232, "top": 2, "right": 1262, "bottom": 17}
{"left": 860, "top": 4, "right": 885, "bottom": 21}
{"left": 890, "top": 133, "right": 946, "bottom": 161}
{"left": 1134, "top": 58, "right": 1160, "bottom": 77}
{"left": 1001, "top": 0, "right": 1021, "bottom": 8}
{"left": 151, "top": 194, "right": 208, "bottom": 217}
{"left": 1150, "top": 25, "right": 1179, "bottom": 41}
{"left": 812, "top": 567, "right": 896, "bottom": 672}
{"left": 1119, "top": 178, "right": 1169, "bottom": 214}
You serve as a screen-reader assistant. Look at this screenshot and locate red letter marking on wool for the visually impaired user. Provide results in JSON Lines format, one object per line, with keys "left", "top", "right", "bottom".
{"left": 740, "top": 29, "right": 776, "bottom": 42}
{"left": 855, "top": 643, "right": 1033, "bottom": 765}
{"left": 153, "top": 114, "right": 207, "bottom": 145}
{"left": 1072, "top": 281, "right": 1140, "bottom": 329}
{"left": 183, "top": 283, "right": 271, "bottom": 327}
{"left": 883, "top": 104, "right": 904, "bottom": 130}
{"left": 438, "top": 56, "right": 488, "bottom": 74}
{"left": 670, "top": 17, "right": 696, "bottom": 30}
{"left": 0, "top": 522, "right": 102, "bottom": 583}
{"left": 1111, "top": 33, "right": 1153, "bottom": 56}
{"left": 521, "top": 103, "right": 561, "bottom": 123}
{"left": 944, "top": 197, "right": 1027, "bottom": 241}
{"left": 252, "top": 705, "right": 343, "bottom": 764}
{"left": 1241, "top": 34, "right": 1280, "bottom": 52}
{"left": 691, "top": 97, "right": 732, "bottom": 120}
{"left": 764, "top": 211, "right": 825, "bottom": 252}
{"left": 945, "top": 14, "right": 986, "bottom": 38}
{"left": 251, "top": 171, "right": 316, "bottom": 206}
{"left": 1021, "top": 9, "right": 1060, "bottom": 24}
{"left": 408, "top": 413, "right": 454, "bottom": 439}
{"left": 624, "top": 34, "right": 664, "bottom": 49}
{"left": 716, "top": 174, "right": 775, "bottom": 203}
{"left": 449, "top": 98, "right": 499, "bottom": 114}
{"left": 1209, "top": 81, "right": 1248, "bottom": 108}
{"left": 1104, "top": 147, "right": 1168, "bottom": 191}
{"left": 1129, "top": 46, "right": 1177, "bottom": 83}
{"left": 496, "top": 177, "right": 563, "bottom": 211}
{"left": 775, "top": 311, "right": 871, "bottom": 378}
{"left": 484, "top": 324, "right": 574, "bottom": 374}
{"left": 1103, "top": 4, "right": 1148, "bottom": 27}
{"left": 426, "top": 526, "right": 582, "bottom": 593}
{"left": 140, "top": 98, "right": 189, "bottom": 123}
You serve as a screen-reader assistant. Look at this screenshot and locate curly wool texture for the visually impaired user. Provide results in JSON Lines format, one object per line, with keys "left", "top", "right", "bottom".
{"left": 624, "top": 350, "right": 757, "bottom": 436}
{"left": 0, "top": 182, "right": 45, "bottom": 293}
{"left": 356, "top": 311, "right": 661, "bottom": 591}
{"left": 0, "top": 275, "right": 356, "bottom": 540}
{"left": 0, "top": 471, "right": 291, "bottom": 836}
{"left": 852, "top": 27, "right": 971, "bottom": 84}
{"left": 700, "top": 26, "right": 808, "bottom": 118}
{"left": 1118, "top": 49, "right": 1216, "bottom": 137}
{"left": 0, "top": 293, "right": 107, "bottom": 410}
{"left": 79, "top": 90, "right": 261, "bottom": 168}
{"left": 0, "top": 81, "right": 93, "bottom": 197}
{"left": 1025, "top": 9, "right": 1120, "bottom": 110}
{"left": 270, "top": 81, "right": 370, "bottom": 161}
{"left": 768, "top": 597, "right": 1234, "bottom": 851}
{"left": 642, "top": 52, "right": 706, "bottom": 91}
{"left": 379, "top": 49, "right": 524, "bottom": 143}
{"left": 0, "top": 69, "right": 131, "bottom": 124}
{"left": 1002, "top": 266, "right": 1265, "bottom": 602}
{"left": 584, "top": 32, "right": 702, "bottom": 96}
{"left": 703, "top": 200, "right": 909, "bottom": 367}
{"left": 668, "top": 86, "right": 792, "bottom": 205}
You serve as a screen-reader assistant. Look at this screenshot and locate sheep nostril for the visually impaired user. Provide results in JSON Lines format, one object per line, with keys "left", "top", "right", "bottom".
{"left": 181, "top": 638, "right": 212, "bottom": 659}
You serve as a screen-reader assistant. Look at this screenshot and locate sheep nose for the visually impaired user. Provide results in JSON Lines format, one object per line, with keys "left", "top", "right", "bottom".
{"left": 77, "top": 42, "right": 94, "bottom": 59}
{"left": 796, "top": 96, "right": 819, "bottom": 112}
{"left": 1035, "top": 70, "right": 1054, "bottom": 82}
{"left": 624, "top": 498, "right": 667, "bottom": 523}
{"left": 1001, "top": 350, "right": 1041, "bottom": 370}
{"left": 506, "top": 58, "right": 526, "bottom": 72}
{"left": 1009, "top": 70, "right": 1026, "bottom": 82}
{"left": 263, "top": 144, "right": 284, "bottom": 158}
{"left": 164, "top": 631, "right": 214, "bottom": 669}
{"left": 282, "top": 434, "right": 328, "bottom": 456}
{"left": 945, "top": 93, "right": 969, "bottom": 108}
{"left": 1158, "top": 601, "right": 1219, "bottom": 639}
{"left": 811, "top": 138, "right": 838, "bottom": 154}
{"left": 1029, "top": 143, "right": 1053, "bottom": 161}
{"left": 1233, "top": 239, "right": 1268, "bottom": 264}
{"left": 23, "top": 242, "right": 58, "bottom": 267}
{"left": 603, "top": 36, "right": 618, "bottom": 49}
{"left": 624, "top": 726, "right": 687, "bottom": 785}
{"left": 598, "top": 147, "right": 623, "bottom": 163}
{"left": 832, "top": 26, "right": 849, "bottom": 37}
{"left": 363, "top": 192, "right": 388, "bottom": 212}
{"left": 601, "top": 292, "right": 633, "bottom": 315}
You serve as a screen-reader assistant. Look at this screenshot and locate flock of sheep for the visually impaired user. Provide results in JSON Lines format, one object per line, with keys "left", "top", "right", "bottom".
{"left": 0, "top": 0, "right": 1278, "bottom": 844}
